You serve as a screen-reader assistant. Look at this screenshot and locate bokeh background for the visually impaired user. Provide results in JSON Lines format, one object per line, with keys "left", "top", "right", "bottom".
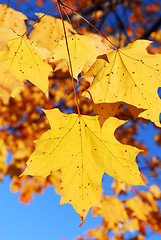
{"left": 1, "top": 1, "right": 161, "bottom": 239}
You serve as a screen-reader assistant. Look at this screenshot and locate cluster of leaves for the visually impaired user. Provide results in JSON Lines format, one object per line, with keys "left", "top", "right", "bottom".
{"left": 76, "top": 183, "right": 161, "bottom": 240}
{"left": 0, "top": 0, "right": 161, "bottom": 239}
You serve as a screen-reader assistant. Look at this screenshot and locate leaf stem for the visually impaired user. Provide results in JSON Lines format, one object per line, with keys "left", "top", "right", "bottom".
{"left": 22, "top": 5, "right": 58, "bottom": 36}
{"left": 57, "top": 0, "right": 81, "bottom": 116}
{"left": 61, "top": 6, "right": 77, "bottom": 34}
{"left": 61, "top": 2, "right": 117, "bottom": 50}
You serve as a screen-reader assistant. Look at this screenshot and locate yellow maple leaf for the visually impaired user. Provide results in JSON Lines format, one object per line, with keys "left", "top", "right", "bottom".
{"left": 83, "top": 40, "right": 161, "bottom": 127}
{"left": 29, "top": 13, "right": 74, "bottom": 52}
{"left": 52, "top": 34, "right": 109, "bottom": 80}
{"left": 0, "top": 28, "right": 52, "bottom": 96}
{"left": 22, "top": 108, "right": 144, "bottom": 224}
{"left": 0, "top": 4, "right": 28, "bottom": 35}
{"left": 0, "top": 62, "right": 24, "bottom": 103}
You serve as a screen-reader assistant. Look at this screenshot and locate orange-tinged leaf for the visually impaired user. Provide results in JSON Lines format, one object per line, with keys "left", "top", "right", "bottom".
{"left": 0, "top": 33, "right": 8, "bottom": 51}
{"left": 83, "top": 40, "right": 161, "bottom": 127}
{"left": 0, "top": 137, "right": 7, "bottom": 177}
{"left": 52, "top": 34, "right": 109, "bottom": 80}
{"left": 93, "top": 196, "right": 128, "bottom": 231}
{"left": 88, "top": 227, "right": 109, "bottom": 239}
{"left": 111, "top": 179, "right": 131, "bottom": 195}
{"left": 125, "top": 196, "right": 153, "bottom": 221}
{"left": 150, "top": 185, "right": 161, "bottom": 199}
{"left": 22, "top": 108, "right": 144, "bottom": 224}
{"left": 93, "top": 102, "right": 120, "bottom": 126}
{"left": 128, "top": 218, "right": 139, "bottom": 232}
{"left": 0, "top": 62, "right": 24, "bottom": 103}
{"left": 0, "top": 28, "right": 52, "bottom": 96}
{"left": 0, "top": 4, "right": 27, "bottom": 35}
{"left": 93, "top": 101, "right": 145, "bottom": 126}
{"left": 29, "top": 14, "right": 74, "bottom": 52}
{"left": 140, "top": 192, "right": 158, "bottom": 211}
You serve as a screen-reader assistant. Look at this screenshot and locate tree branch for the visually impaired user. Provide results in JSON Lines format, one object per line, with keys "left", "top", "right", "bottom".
{"left": 141, "top": 15, "right": 161, "bottom": 39}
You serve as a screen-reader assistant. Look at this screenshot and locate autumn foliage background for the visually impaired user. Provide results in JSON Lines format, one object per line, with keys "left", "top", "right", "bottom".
{"left": 1, "top": 0, "right": 161, "bottom": 239}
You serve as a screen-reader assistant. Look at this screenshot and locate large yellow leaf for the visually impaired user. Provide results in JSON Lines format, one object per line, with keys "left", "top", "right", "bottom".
{"left": 0, "top": 62, "right": 24, "bottom": 103}
{"left": 52, "top": 34, "right": 110, "bottom": 80}
{"left": 0, "top": 4, "right": 27, "bottom": 35}
{"left": 29, "top": 13, "right": 74, "bottom": 52}
{"left": 83, "top": 40, "right": 161, "bottom": 127}
{"left": 0, "top": 28, "right": 52, "bottom": 96}
{"left": 22, "top": 108, "right": 144, "bottom": 224}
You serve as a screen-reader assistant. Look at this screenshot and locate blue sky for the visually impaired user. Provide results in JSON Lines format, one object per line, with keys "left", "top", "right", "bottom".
{"left": 1, "top": 175, "right": 103, "bottom": 240}
{"left": 1, "top": 0, "right": 161, "bottom": 239}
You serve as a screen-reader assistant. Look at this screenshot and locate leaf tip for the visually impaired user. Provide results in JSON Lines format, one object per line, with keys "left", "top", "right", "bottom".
{"left": 79, "top": 215, "right": 84, "bottom": 227}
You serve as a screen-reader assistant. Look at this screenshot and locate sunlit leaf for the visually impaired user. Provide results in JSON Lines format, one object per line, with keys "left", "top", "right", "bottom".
{"left": 29, "top": 13, "right": 74, "bottom": 52}
{"left": 22, "top": 108, "right": 144, "bottom": 225}
{"left": 52, "top": 34, "right": 110, "bottom": 80}
{"left": 0, "top": 28, "right": 52, "bottom": 96}
{"left": 0, "top": 4, "right": 27, "bottom": 35}
{"left": 83, "top": 40, "right": 161, "bottom": 127}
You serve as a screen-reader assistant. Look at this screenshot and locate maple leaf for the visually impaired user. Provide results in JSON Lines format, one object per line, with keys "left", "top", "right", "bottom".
{"left": 0, "top": 62, "right": 24, "bottom": 103}
{"left": 0, "top": 28, "right": 52, "bottom": 96}
{"left": 0, "top": 4, "right": 28, "bottom": 35}
{"left": 52, "top": 34, "right": 110, "bottom": 80}
{"left": 83, "top": 40, "right": 161, "bottom": 127}
{"left": 22, "top": 108, "right": 144, "bottom": 224}
{"left": 29, "top": 13, "right": 74, "bottom": 52}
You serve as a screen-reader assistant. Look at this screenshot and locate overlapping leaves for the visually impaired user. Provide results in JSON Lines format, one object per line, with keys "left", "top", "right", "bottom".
{"left": 83, "top": 40, "right": 161, "bottom": 127}
{"left": 0, "top": 5, "right": 160, "bottom": 226}
{"left": 52, "top": 33, "right": 112, "bottom": 80}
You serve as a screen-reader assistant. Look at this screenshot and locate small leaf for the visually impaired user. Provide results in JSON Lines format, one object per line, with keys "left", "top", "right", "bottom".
{"left": 92, "top": 196, "right": 128, "bottom": 231}
{"left": 0, "top": 62, "right": 24, "bottom": 103}
{"left": 0, "top": 4, "right": 28, "bottom": 35}
{"left": 29, "top": 14, "right": 74, "bottom": 52}
{"left": 52, "top": 34, "right": 110, "bottom": 80}
{"left": 0, "top": 28, "right": 52, "bottom": 96}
